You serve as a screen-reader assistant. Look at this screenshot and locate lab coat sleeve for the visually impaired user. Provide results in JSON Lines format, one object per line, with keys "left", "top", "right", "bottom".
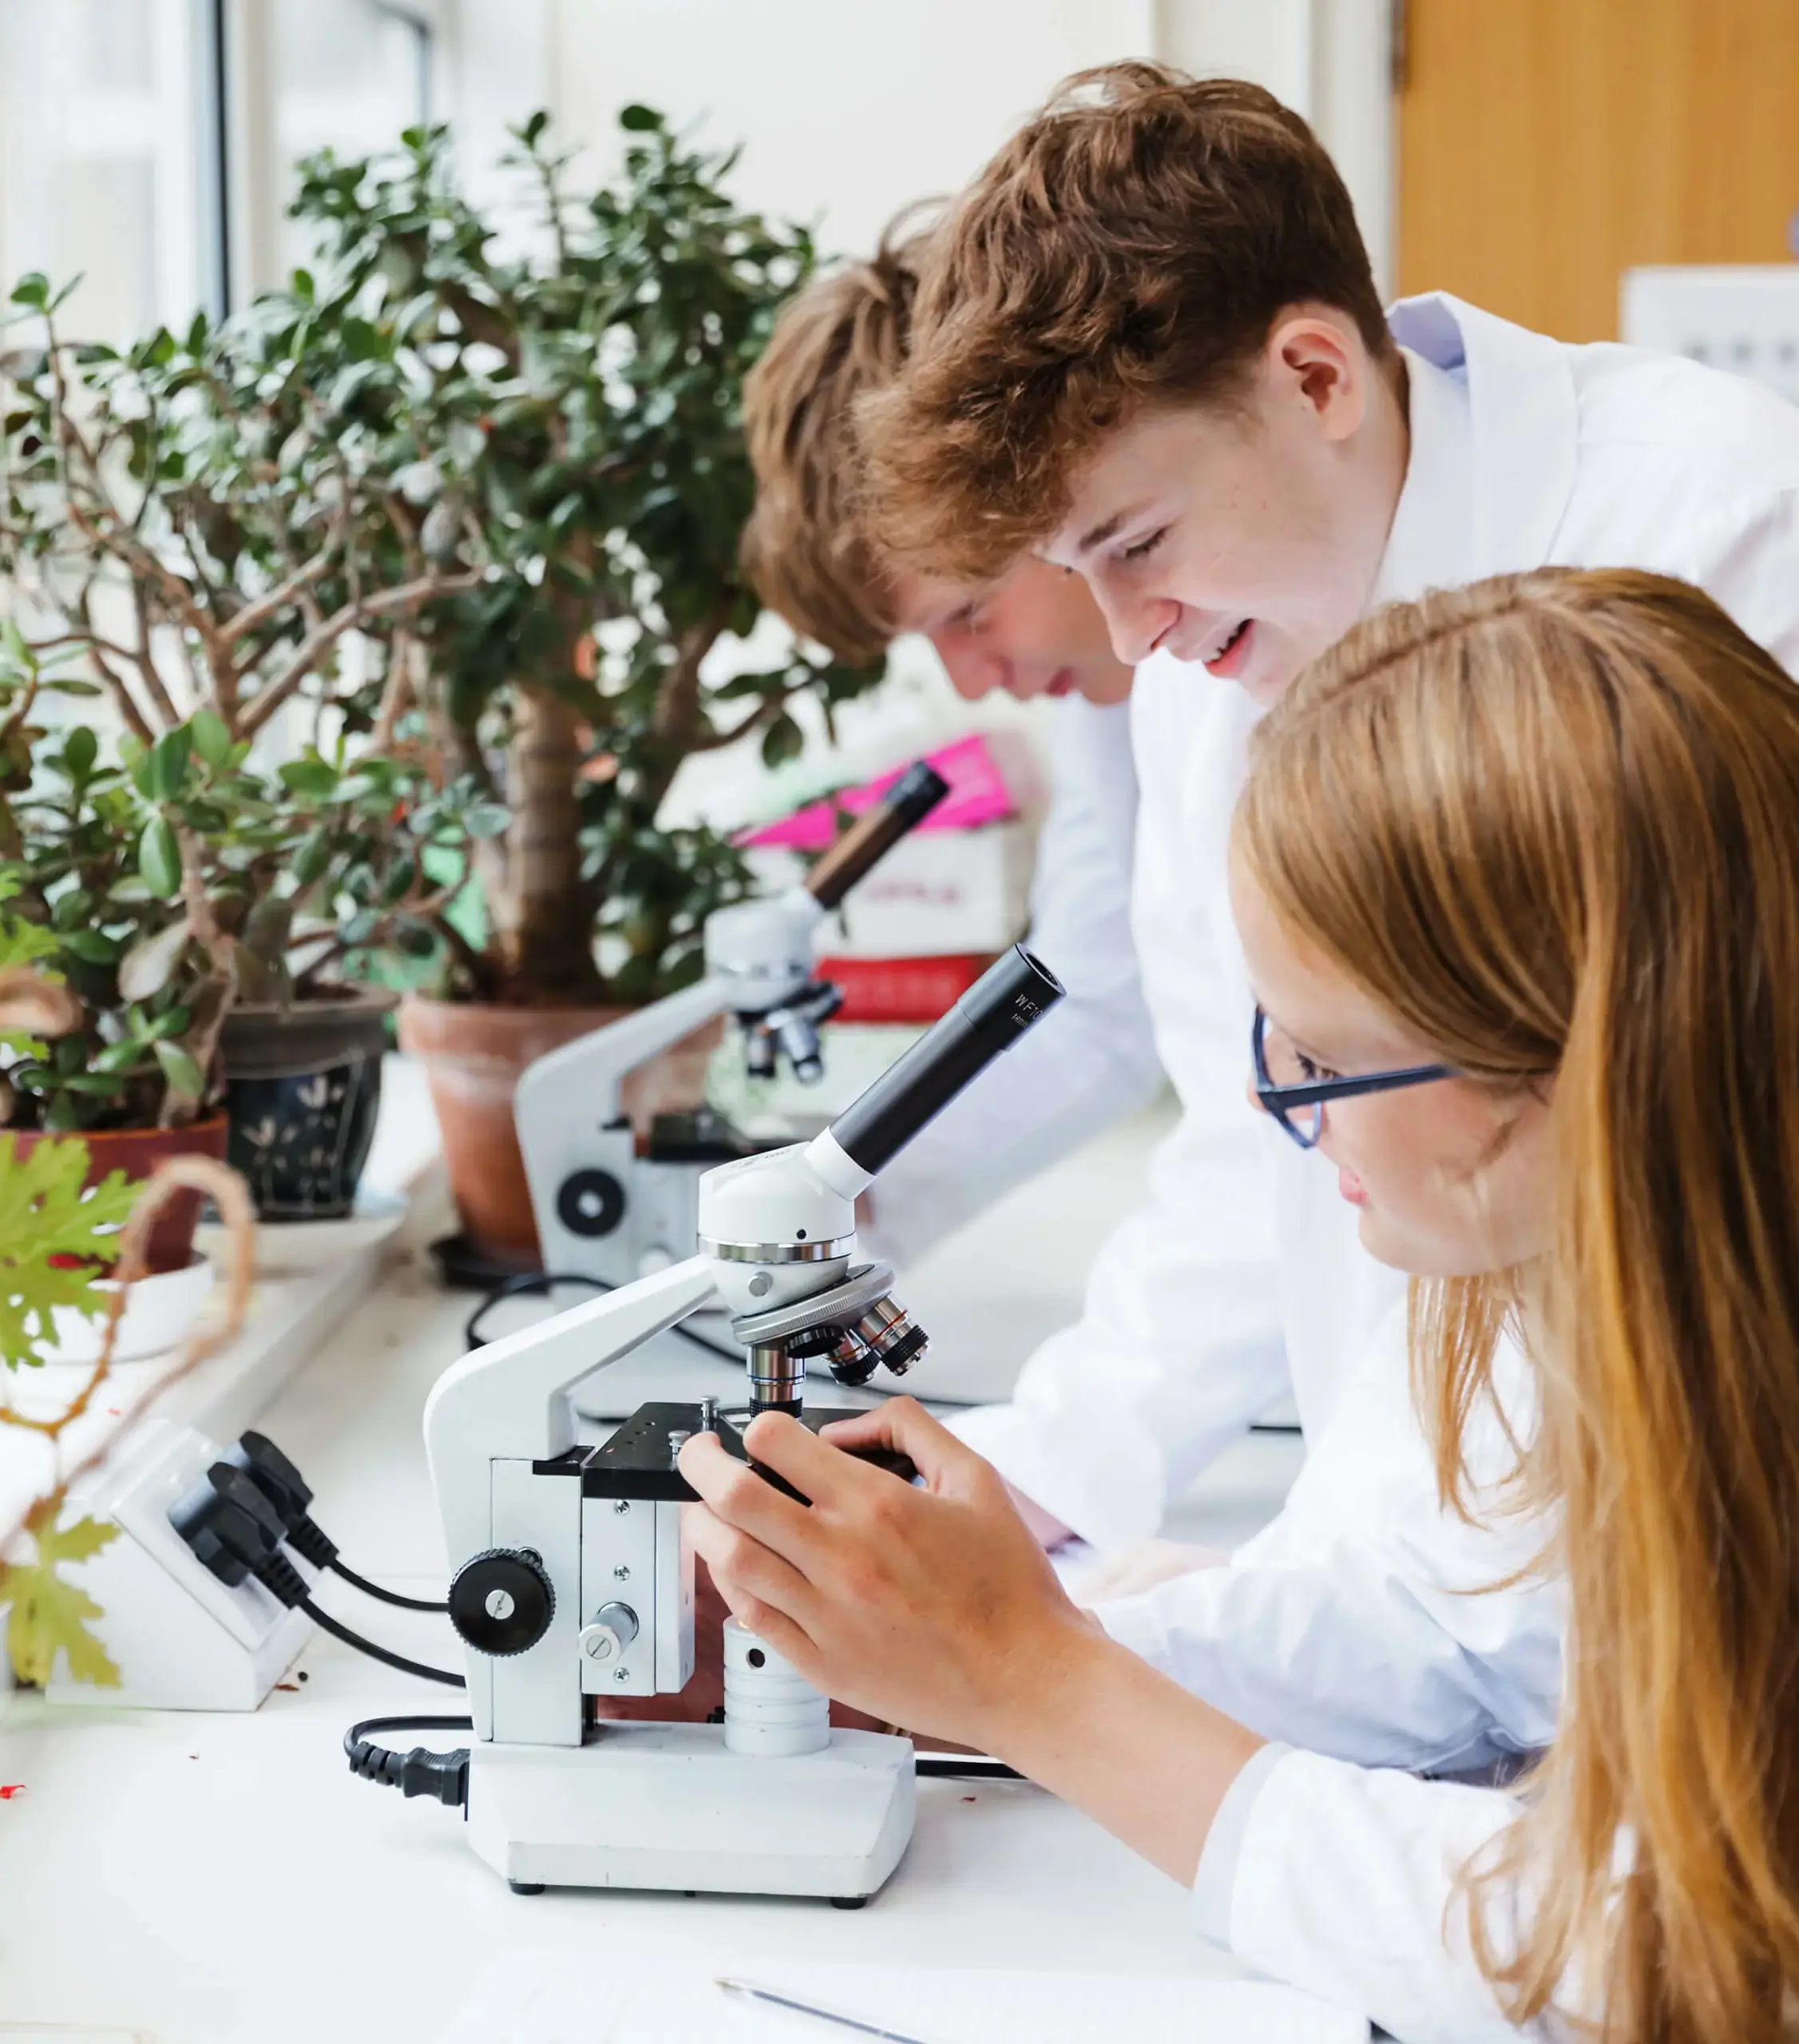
{"left": 1196, "top": 1748, "right": 1531, "bottom": 2044}
{"left": 947, "top": 672, "right": 1292, "bottom": 1550}
{"left": 1665, "top": 485, "right": 1799, "bottom": 675}
{"left": 1095, "top": 1309, "right": 1564, "bottom": 1773}
{"left": 865, "top": 698, "right": 1163, "bottom": 1270}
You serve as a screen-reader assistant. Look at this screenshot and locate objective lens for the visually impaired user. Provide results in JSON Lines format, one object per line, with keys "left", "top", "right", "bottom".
{"left": 827, "top": 1326, "right": 878, "bottom": 1388}
{"left": 853, "top": 1296, "right": 929, "bottom": 1377}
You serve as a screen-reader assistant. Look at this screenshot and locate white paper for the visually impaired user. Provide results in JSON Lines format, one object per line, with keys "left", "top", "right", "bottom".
{"left": 441, "top": 1946, "right": 1368, "bottom": 2044}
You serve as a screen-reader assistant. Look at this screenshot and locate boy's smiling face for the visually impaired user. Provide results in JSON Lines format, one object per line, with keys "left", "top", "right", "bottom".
{"left": 1044, "top": 307, "right": 1409, "bottom": 707}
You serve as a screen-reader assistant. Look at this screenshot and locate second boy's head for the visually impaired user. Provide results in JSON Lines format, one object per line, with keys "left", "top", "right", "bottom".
{"left": 858, "top": 65, "right": 1407, "bottom": 707}
{"left": 741, "top": 222, "right": 1130, "bottom": 706}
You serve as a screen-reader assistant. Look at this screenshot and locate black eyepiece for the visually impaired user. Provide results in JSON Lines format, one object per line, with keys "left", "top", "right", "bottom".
{"left": 804, "top": 760, "right": 950, "bottom": 910}
{"left": 818, "top": 945, "right": 1063, "bottom": 1178}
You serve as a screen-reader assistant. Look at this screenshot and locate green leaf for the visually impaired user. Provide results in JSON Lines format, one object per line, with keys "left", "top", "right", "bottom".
{"left": 50, "top": 889, "right": 94, "bottom": 933}
{"left": 61, "top": 726, "right": 97, "bottom": 779}
{"left": 153, "top": 1039, "right": 205, "bottom": 1099}
{"left": 760, "top": 711, "right": 804, "bottom": 768}
{"left": 618, "top": 104, "right": 660, "bottom": 132}
{"left": 9, "top": 272, "right": 50, "bottom": 311}
{"left": 2, "top": 1504, "right": 121, "bottom": 1689}
{"left": 0, "top": 1135, "right": 141, "bottom": 1369}
{"left": 278, "top": 757, "right": 340, "bottom": 799}
{"left": 291, "top": 828, "right": 334, "bottom": 886}
{"left": 134, "top": 727, "right": 192, "bottom": 802}
{"left": 462, "top": 802, "right": 510, "bottom": 840}
{"left": 188, "top": 708, "right": 232, "bottom": 769}
{"left": 58, "top": 1072, "right": 128, "bottom": 1097}
{"left": 58, "top": 929, "right": 119, "bottom": 965}
{"left": 138, "top": 816, "right": 182, "bottom": 899}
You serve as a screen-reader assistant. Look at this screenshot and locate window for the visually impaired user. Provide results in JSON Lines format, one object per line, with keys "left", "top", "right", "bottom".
{"left": 267, "top": 0, "right": 436, "bottom": 283}
{"left": 0, "top": 0, "right": 438, "bottom": 342}
{"left": 0, "top": 0, "right": 213, "bottom": 344}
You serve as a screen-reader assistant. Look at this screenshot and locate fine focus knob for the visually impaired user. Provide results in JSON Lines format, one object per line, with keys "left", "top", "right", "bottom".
{"left": 448, "top": 1547, "right": 556, "bottom": 1657}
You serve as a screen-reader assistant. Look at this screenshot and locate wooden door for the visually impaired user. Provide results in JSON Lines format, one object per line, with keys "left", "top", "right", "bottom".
{"left": 1397, "top": 0, "right": 1799, "bottom": 340}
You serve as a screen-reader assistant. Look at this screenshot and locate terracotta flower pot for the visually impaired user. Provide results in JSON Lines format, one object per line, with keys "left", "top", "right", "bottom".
{"left": 9, "top": 1115, "right": 232, "bottom": 1276}
{"left": 397, "top": 993, "right": 722, "bottom": 1268}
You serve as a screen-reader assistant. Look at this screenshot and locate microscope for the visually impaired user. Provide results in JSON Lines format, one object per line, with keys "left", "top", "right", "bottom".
{"left": 423, "top": 945, "right": 1063, "bottom": 1903}
{"left": 512, "top": 761, "right": 948, "bottom": 1414}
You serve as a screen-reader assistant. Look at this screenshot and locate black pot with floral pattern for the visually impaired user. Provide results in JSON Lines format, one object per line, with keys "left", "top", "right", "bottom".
{"left": 221, "top": 990, "right": 398, "bottom": 1221}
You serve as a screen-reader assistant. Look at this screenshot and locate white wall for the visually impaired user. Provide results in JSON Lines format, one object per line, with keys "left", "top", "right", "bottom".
{"left": 522, "top": 0, "right": 1392, "bottom": 289}
{"left": 542, "top": 0, "right": 1154, "bottom": 260}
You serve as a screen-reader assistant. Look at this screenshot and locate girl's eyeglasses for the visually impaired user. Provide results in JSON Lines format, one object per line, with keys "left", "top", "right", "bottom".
{"left": 1252, "top": 1006, "right": 1455, "bottom": 1151}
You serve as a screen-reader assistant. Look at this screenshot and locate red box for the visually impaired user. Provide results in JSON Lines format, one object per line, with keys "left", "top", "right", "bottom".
{"left": 816, "top": 953, "right": 996, "bottom": 1025}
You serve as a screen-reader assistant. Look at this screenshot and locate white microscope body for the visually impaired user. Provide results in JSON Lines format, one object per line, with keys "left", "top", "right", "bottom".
{"left": 423, "top": 946, "right": 1062, "bottom": 1902}
{"left": 512, "top": 763, "right": 947, "bottom": 1414}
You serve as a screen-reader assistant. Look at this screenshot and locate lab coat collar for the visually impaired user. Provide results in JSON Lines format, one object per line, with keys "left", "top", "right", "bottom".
{"left": 1369, "top": 345, "right": 1476, "bottom": 607}
{"left": 1385, "top": 291, "right": 1581, "bottom": 578}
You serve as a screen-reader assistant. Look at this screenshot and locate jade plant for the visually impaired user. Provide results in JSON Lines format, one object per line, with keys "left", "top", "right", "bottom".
{"left": 281, "top": 105, "right": 885, "bottom": 1006}
{"left": 0, "top": 633, "right": 490, "bottom": 1131}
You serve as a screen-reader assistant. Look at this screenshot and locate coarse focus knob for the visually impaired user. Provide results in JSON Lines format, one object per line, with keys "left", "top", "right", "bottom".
{"left": 448, "top": 1547, "right": 556, "bottom": 1658}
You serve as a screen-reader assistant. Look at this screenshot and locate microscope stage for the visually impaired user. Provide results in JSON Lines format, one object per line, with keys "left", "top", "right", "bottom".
{"left": 539, "top": 1400, "right": 917, "bottom": 1503}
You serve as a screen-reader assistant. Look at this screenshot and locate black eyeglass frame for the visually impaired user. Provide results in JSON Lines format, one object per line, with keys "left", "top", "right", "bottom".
{"left": 1251, "top": 1006, "right": 1456, "bottom": 1151}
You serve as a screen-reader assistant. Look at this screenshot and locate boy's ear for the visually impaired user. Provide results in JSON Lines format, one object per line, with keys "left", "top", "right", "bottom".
{"left": 1264, "top": 306, "right": 1374, "bottom": 443}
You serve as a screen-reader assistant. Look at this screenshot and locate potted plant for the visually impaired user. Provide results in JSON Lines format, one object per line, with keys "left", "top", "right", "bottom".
{"left": 0, "top": 632, "right": 481, "bottom": 1233}
{"left": 0, "top": 264, "right": 487, "bottom": 1218}
{"left": 277, "top": 108, "right": 886, "bottom": 1265}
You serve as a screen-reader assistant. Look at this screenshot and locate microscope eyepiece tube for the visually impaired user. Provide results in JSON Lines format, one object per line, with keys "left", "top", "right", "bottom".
{"left": 803, "top": 760, "right": 950, "bottom": 911}
{"left": 806, "top": 945, "right": 1064, "bottom": 1190}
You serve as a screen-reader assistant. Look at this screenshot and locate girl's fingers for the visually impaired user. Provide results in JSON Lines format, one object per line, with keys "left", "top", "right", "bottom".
{"left": 685, "top": 1498, "right": 819, "bottom": 1632}
{"left": 679, "top": 1429, "right": 820, "bottom": 1565}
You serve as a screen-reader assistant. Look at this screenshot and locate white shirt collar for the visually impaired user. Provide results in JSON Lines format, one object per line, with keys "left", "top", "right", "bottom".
{"left": 1368, "top": 346, "right": 1476, "bottom": 611}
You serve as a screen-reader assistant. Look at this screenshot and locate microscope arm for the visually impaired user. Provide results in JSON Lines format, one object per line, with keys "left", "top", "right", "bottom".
{"left": 422, "top": 1255, "right": 720, "bottom": 1577}
{"left": 516, "top": 973, "right": 732, "bottom": 1137}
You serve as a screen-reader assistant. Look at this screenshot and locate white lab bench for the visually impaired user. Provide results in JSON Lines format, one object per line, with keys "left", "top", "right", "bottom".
{"left": 0, "top": 1099, "right": 1305, "bottom": 2043}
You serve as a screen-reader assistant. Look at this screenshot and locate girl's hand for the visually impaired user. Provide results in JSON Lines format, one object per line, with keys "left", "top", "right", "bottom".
{"left": 677, "top": 1399, "right": 1103, "bottom": 1753}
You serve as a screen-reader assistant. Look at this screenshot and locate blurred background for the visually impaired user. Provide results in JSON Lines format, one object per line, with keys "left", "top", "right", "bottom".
{"left": 4, "top": 0, "right": 1799, "bottom": 1341}
{"left": 6, "top": 0, "right": 1798, "bottom": 796}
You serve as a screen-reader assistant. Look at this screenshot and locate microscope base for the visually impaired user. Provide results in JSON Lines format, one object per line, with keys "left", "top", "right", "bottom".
{"left": 467, "top": 1721, "right": 916, "bottom": 1899}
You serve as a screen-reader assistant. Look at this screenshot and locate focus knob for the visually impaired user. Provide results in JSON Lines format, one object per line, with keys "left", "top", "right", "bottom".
{"left": 448, "top": 1547, "right": 555, "bottom": 1657}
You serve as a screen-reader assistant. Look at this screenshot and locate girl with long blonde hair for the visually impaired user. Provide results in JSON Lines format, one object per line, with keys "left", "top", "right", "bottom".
{"left": 680, "top": 567, "right": 1799, "bottom": 2040}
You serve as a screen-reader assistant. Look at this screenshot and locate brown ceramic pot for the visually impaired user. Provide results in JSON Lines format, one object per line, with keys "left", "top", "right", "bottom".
{"left": 10, "top": 1115, "right": 232, "bottom": 1275}
{"left": 397, "top": 994, "right": 722, "bottom": 1267}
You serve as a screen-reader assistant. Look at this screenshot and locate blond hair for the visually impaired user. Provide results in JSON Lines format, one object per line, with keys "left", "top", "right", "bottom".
{"left": 857, "top": 63, "right": 1389, "bottom": 584}
{"left": 1235, "top": 569, "right": 1799, "bottom": 2041}
{"left": 739, "top": 214, "right": 934, "bottom": 665}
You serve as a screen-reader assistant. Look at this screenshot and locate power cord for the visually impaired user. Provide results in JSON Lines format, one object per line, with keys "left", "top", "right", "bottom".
{"left": 168, "top": 1461, "right": 465, "bottom": 1688}
{"left": 224, "top": 1429, "right": 450, "bottom": 1614}
{"left": 462, "top": 1268, "right": 743, "bottom": 1364}
{"left": 344, "top": 1713, "right": 474, "bottom": 1808}
{"left": 324, "top": 1556, "right": 450, "bottom": 1614}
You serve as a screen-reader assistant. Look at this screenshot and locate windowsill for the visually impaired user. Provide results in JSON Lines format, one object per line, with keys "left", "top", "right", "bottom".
{"left": 0, "top": 1055, "right": 447, "bottom": 1667}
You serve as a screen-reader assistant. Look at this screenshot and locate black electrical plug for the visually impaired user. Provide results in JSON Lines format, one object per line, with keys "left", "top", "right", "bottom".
{"left": 224, "top": 1431, "right": 338, "bottom": 1570}
{"left": 171, "top": 1460, "right": 460, "bottom": 1682}
{"left": 168, "top": 1461, "right": 294, "bottom": 1590}
{"left": 343, "top": 1715, "right": 471, "bottom": 1808}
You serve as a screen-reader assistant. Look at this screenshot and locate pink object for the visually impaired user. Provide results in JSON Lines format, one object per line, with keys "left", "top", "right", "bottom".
{"left": 737, "top": 734, "right": 1016, "bottom": 851}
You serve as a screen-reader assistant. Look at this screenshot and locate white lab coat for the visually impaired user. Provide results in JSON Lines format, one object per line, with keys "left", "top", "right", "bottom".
{"left": 957, "top": 295, "right": 1799, "bottom": 2036}
{"left": 864, "top": 695, "right": 1161, "bottom": 1269}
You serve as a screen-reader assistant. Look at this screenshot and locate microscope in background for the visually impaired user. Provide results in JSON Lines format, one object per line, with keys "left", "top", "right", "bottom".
{"left": 512, "top": 761, "right": 949, "bottom": 1413}
{"left": 425, "top": 945, "right": 1064, "bottom": 1903}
